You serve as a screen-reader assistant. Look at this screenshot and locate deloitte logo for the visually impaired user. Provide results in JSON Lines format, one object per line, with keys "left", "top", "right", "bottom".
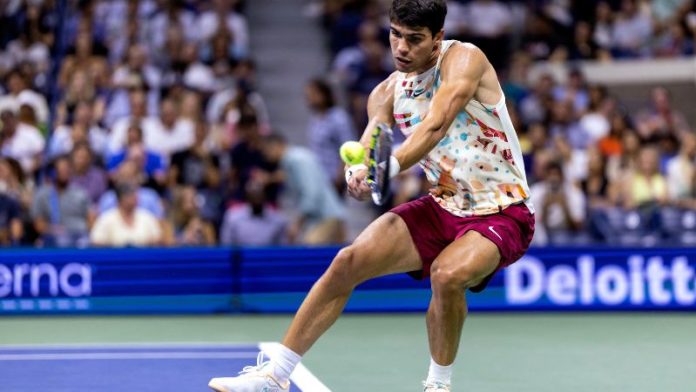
{"left": 505, "top": 255, "right": 696, "bottom": 306}
{"left": 0, "top": 263, "right": 92, "bottom": 298}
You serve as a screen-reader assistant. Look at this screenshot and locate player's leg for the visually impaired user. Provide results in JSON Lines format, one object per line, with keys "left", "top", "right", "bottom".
{"left": 209, "top": 212, "right": 422, "bottom": 392}
{"left": 424, "top": 231, "right": 500, "bottom": 390}
{"left": 283, "top": 211, "right": 421, "bottom": 354}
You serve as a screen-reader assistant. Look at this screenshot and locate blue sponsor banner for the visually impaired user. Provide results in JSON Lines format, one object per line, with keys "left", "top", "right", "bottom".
{"left": 0, "top": 247, "right": 694, "bottom": 314}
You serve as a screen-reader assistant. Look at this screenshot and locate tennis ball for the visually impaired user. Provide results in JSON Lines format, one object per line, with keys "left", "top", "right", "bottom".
{"left": 339, "top": 141, "right": 365, "bottom": 165}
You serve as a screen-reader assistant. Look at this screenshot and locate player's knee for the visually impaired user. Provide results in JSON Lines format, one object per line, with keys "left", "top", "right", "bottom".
{"left": 430, "top": 263, "right": 480, "bottom": 291}
{"left": 325, "top": 246, "right": 362, "bottom": 289}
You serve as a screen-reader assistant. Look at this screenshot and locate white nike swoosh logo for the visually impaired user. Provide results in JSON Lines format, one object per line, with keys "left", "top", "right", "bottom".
{"left": 488, "top": 226, "right": 502, "bottom": 241}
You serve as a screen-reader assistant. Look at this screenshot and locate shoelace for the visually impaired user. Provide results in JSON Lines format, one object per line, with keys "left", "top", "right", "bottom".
{"left": 422, "top": 380, "right": 450, "bottom": 391}
{"left": 239, "top": 352, "right": 270, "bottom": 375}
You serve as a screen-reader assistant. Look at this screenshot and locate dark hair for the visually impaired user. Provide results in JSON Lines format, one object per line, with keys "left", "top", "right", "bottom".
{"left": 308, "top": 78, "right": 335, "bottom": 109}
{"left": 389, "top": 0, "right": 447, "bottom": 36}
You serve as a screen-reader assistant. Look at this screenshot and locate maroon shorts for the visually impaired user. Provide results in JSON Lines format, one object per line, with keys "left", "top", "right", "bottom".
{"left": 390, "top": 196, "right": 535, "bottom": 292}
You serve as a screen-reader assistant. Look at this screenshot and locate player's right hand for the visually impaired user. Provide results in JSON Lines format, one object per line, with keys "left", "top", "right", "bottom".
{"left": 346, "top": 166, "right": 371, "bottom": 201}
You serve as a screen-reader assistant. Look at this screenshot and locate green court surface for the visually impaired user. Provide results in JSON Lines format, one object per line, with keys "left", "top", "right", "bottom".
{"left": 1, "top": 313, "right": 695, "bottom": 391}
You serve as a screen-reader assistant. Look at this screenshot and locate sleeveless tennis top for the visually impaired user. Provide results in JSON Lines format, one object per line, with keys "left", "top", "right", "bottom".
{"left": 393, "top": 40, "right": 533, "bottom": 217}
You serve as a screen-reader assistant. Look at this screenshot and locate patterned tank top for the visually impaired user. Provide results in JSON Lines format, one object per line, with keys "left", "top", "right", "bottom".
{"left": 393, "top": 40, "right": 533, "bottom": 217}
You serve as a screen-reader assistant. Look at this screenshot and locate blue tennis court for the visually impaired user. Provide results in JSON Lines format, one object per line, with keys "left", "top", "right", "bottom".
{"left": 0, "top": 343, "right": 329, "bottom": 392}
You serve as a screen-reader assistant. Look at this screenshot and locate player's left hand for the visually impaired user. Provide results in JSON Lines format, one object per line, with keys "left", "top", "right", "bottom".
{"left": 346, "top": 166, "right": 371, "bottom": 201}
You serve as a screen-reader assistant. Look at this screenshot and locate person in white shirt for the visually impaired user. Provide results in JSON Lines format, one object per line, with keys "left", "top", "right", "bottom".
{"left": 0, "top": 71, "right": 49, "bottom": 126}
{"left": 196, "top": 0, "right": 249, "bottom": 59}
{"left": 147, "top": 98, "right": 195, "bottom": 160}
{"left": 90, "top": 182, "right": 162, "bottom": 247}
{"left": 0, "top": 109, "right": 45, "bottom": 174}
{"left": 107, "top": 89, "right": 162, "bottom": 156}
{"left": 530, "top": 161, "right": 586, "bottom": 246}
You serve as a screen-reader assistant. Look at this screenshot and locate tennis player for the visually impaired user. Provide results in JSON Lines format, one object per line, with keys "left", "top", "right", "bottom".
{"left": 209, "top": 1, "right": 534, "bottom": 391}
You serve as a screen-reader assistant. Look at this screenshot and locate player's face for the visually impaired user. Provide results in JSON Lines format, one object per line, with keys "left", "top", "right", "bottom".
{"left": 389, "top": 23, "right": 442, "bottom": 73}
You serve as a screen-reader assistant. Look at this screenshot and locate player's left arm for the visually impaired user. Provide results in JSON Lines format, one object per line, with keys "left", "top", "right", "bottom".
{"left": 392, "top": 44, "right": 488, "bottom": 171}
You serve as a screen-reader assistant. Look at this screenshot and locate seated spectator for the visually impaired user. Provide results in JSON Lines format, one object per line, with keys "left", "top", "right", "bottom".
{"left": 634, "top": 87, "right": 689, "bottom": 141}
{"left": 582, "top": 148, "right": 613, "bottom": 209}
{"left": 666, "top": 132, "right": 696, "bottom": 206}
{"left": 305, "top": 78, "right": 355, "bottom": 194}
{"left": 220, "top": 181, "right": 288, "bottom": 246}
{"left": 530, "top": 161, "right": 586, "bottom": 246}
{"left": 98, "top": 160, "right": 164, "bottom": 220}
{"left": 70, "top": 142, "right": 107, "bottom": 205}
{"left": 610, "top": 0, "right": 652, "bottom": 58}
{"left": 107, "top": 88, "right": 162, "bottom": 155}
{"left": 0, "top": 156, "right": 34, "bottom": 242}
{"left": 168, "top": 185, "right": 216, "bottom": 246}
{"left": 615, "top": 146, "right": 668, "bottom": 209}
{"left": 147, "top": 97, "right": 195, "bottom": 160}
{"left": 170, "top": 121, "right": 221, "bottom": 189}
{"left": 106, "top": 124, "right": 167, "bottom": 190}
{"left": 0, "top": 70, "right": 49, "bottom": 126}
{"left": 606, "top": 129, "right": 641, "bottom": 182}
{"left": 260, "top": 133, "right": 346, "bottom": 245}
{"left": 0, "top": 109, "right": 45, "bottom": 175}
{"left": 90, "top": 182, "right": 162, "bottom": 247}
{"left": 196, "top": 0, "right": 249, "bottom": 59}
{"left": 49, "top": 100, "right": 108, "bottom": 159}
{"left": 104, "top": 45, "right": 160, "bottom": 128}
{"left": 31, "top": 155, "right": 93, "bottom": 247}
{"left": 0, "top": 191, "right": 22, "bottom": 246}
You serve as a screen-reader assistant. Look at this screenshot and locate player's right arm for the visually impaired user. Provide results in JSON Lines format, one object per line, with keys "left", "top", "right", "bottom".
{"left": 346, "top": 74, "right": 398, "bottom": 200}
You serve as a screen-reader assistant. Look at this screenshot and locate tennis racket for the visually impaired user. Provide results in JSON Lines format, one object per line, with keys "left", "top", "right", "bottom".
{"left": 366, "top": 122, "right": 393, "bottom": 206}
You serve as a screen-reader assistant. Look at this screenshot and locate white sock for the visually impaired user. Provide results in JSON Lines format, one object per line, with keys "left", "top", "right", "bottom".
{"left": 270, "top": 344, "right": 302, "bottom": 384}
{"left": 426, "top": 358, "right": 453, "bottom": 385}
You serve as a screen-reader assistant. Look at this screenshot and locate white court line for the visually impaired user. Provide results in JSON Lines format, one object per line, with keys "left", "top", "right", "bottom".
{"left": 0, "top": 352, "right": 259, "bottom": 361}
{"left": 259, "top": 342, "right": 332, "bottom": 392}
{"left": 0, "top": 342, "right": 255, "bottom": 349}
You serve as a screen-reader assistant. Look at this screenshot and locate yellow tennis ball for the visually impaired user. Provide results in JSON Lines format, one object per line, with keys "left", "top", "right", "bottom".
{"left": 339, "top": 141, "right": 365, "bottom": 165}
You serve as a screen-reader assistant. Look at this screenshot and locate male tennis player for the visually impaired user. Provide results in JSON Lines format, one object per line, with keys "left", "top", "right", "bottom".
{"left": 209, "top": 1, "right": 534, "bottom": 391}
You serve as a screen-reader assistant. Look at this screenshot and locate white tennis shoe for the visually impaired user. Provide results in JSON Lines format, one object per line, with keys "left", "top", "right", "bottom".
{"left": 423, "top": 381, "right": 451, "bottom": 392}
{"left": 208, "top": 352, "right": 290, "bottom": 392}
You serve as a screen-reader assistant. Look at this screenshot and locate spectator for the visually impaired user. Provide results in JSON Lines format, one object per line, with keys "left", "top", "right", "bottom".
{"left": 31, "top": 155, "right": 93, "bottom": 247}
{"left": 49, "top": 100, "right": 108, "bottom": 159}
{"left": 611, "top": 0, "right": 652, "bottom": 58}
{"left": 168, "top": 185, "right": 216, "bottom": 246}
{"left": 0, "top": 109, "right": 45, "bottom": 175}
{"left": 666, "top": 132, "right": 696, "bottom": 204}
{"left": 98, "top": 159, "right": 164, "bottom": 220}
{"left": 0, "top": 70, "right": 49, "bottom": 126}
{"left": 70, "top": 142, "right": 108, "bottom": 205}
{"left": 0, "top": 191, "right": 22, "bottom": 246}
{"left": 196, "top": 0, "right": 250, "bottom": 59}
{"left": 220, "top": 181, "right": 288, "bottom": 246}
{"left": 260, "top": 133, "right": 346, "bottom": 245}
{"left": 530, "top": 161, "right": 586, "bottom": 246}
{"left": 607, "top": 129, "right": 641, "bottom": 182}
{"left": 105, "top": 45, "right": 160, "bottom": 128}
{"left": 90, "top": 182, "right": 163, "bottom": 247}
{"left": 229, "top": 112, "right": 278, "bottom": 202}
{"left": 461, "top": 0, "right": 513, "bottom": 69}
{"left": 107, "top": 124, "right": 167, "bottom": 190}
{"left": 107, "top": 88, "right": 162, "bottom": 155}
{"left": 634, "top": 87, "right": 690, "bottom": 141}
{"left": 616, "top": 146, "right": 668, "bottom": 209}
{"left": 170, "top": 121, "right": 221, "bottom": 189}
{"left": 519, "top": 73, "right": 555, "bottom": 125}
{"left": 147, "top": 98, "right": 195, "bottom": 160}
{"left": 548, "top": 100, "right": 590, "bottom": 150}
{"left": 305, "top": 78, "right": 356, "bottom": 193}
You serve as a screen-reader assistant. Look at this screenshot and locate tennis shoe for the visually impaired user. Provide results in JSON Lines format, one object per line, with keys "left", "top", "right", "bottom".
{"left": 208, "top": 352, "right": 289, "bottom": 392}
{"left": 423, "top": 380, "right": 451, "bottom": 392}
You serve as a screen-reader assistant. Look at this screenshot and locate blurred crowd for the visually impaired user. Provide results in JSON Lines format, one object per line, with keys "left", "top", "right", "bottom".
{"left": 0, "top": 0, "right": 349, "bottom": 248}
{"left": 1, "top": 0, "right": 696, "bottom": 248}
